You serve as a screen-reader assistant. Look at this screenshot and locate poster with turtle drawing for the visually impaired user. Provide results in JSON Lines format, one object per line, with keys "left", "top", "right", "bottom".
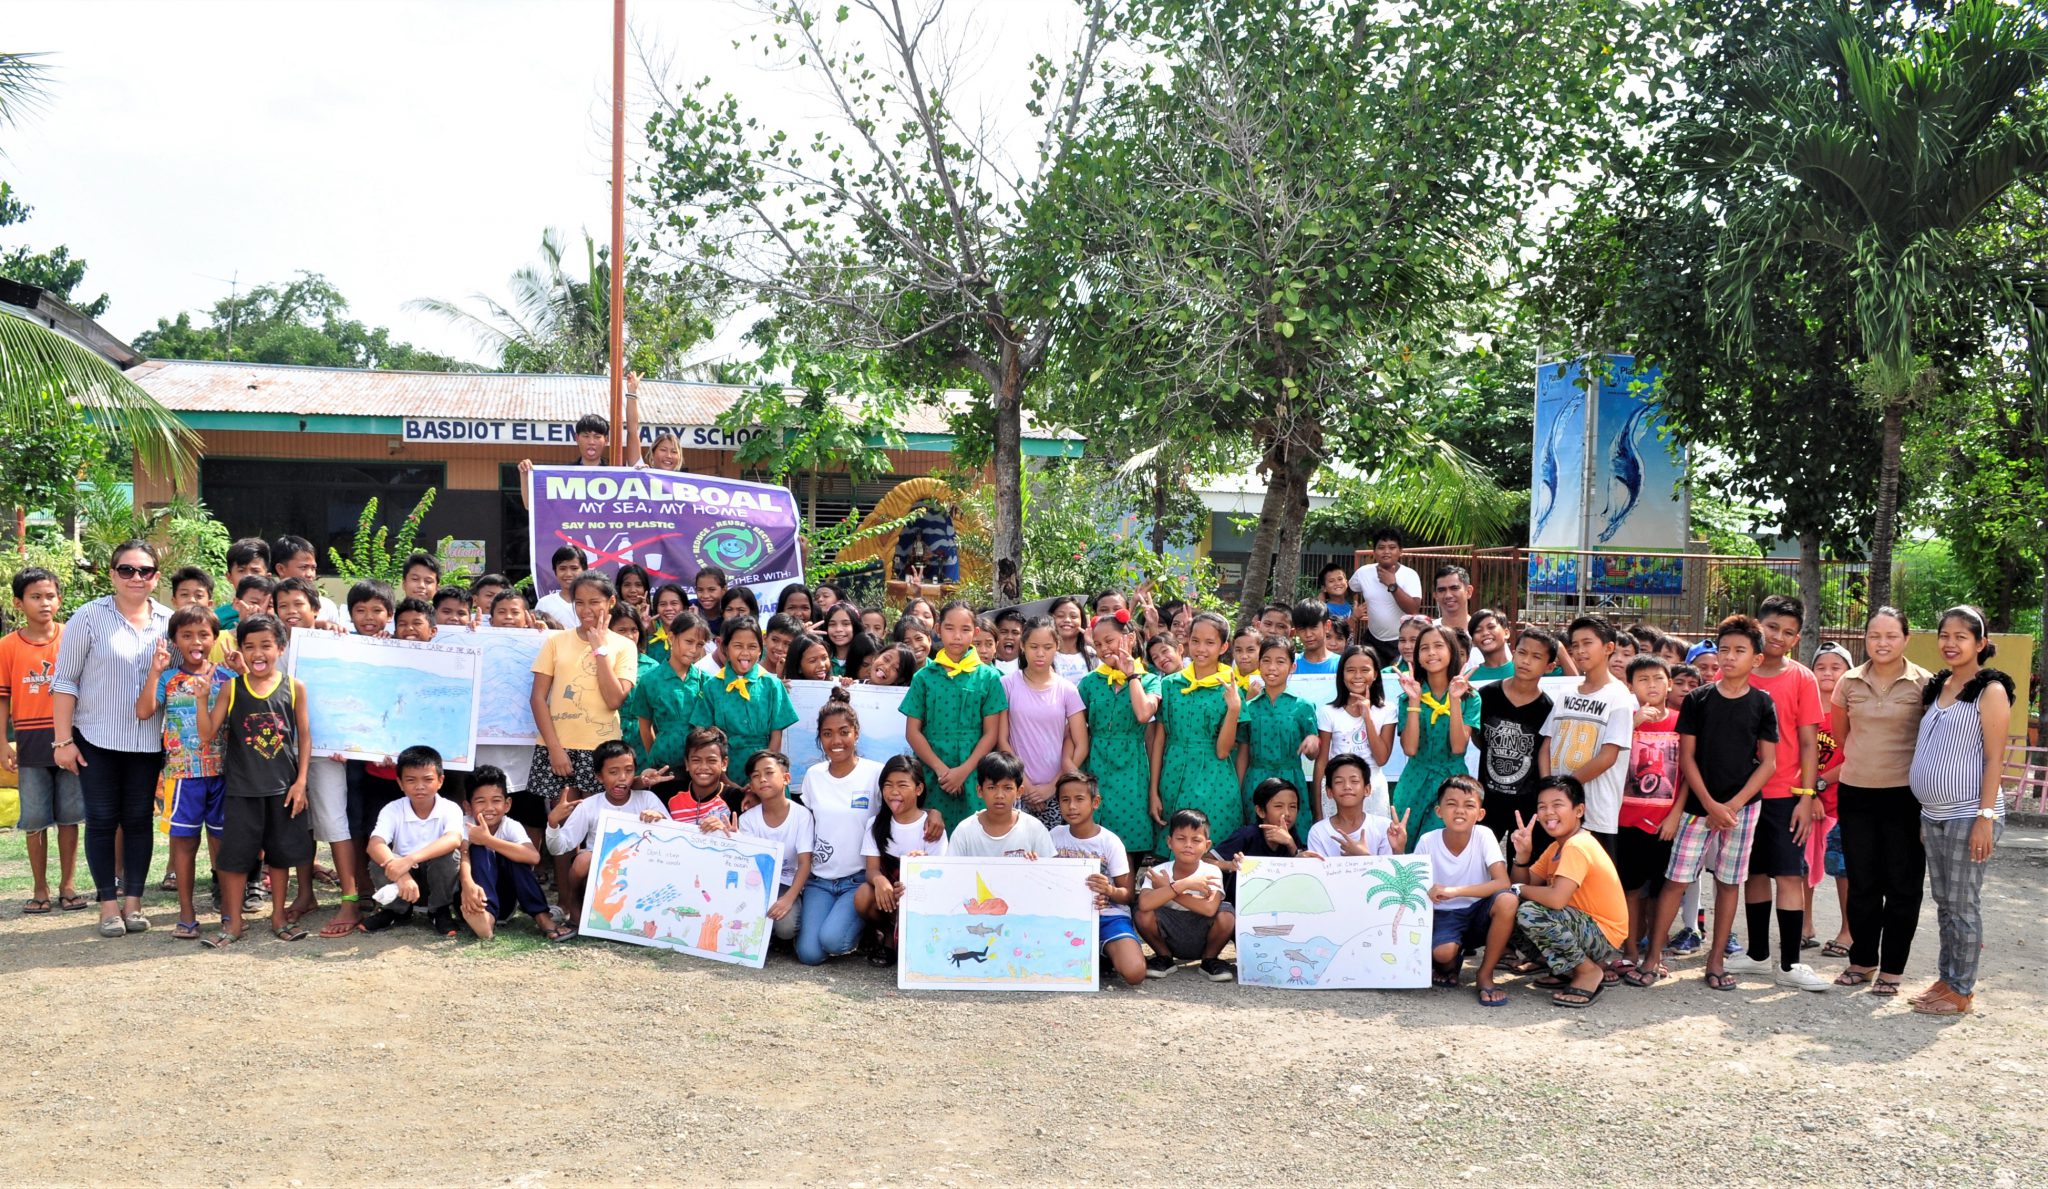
{"left": 578, "top": 810, "right": 784, "bottom": 968}
{"left": 1233, "top": 855, "right": 1434, "bottom": 989}
{"left": 897, "top": 857, "right": 1098, "bottom": 992}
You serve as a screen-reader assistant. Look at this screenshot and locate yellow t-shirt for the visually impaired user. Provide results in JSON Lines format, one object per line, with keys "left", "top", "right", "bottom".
{"left": 1533, "top": 831, "right": 1627, "bottom": 947}
{"left": 531, "top": 629, "right": 638, "bottom": 752}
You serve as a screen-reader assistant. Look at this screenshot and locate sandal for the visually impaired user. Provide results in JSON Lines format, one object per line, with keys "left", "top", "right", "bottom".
{"left": 21, "top": 898, "right": 51, "bottom": 915}
{"left": 1911, "top": 989, "right": 1972, "bottom": 1016}
{"left": 1475, "top": 985, "right": 1508, "bottom": 1008}
{"left": 1912, "top": 979, "right": 1952, "bottom": 1005}
{"left": 543, "top": 924, "right": 576, "bottom": 943}
{"left": 1532, "top": 974, "right": 1570, "bottom": 989}
{"left": 58, "top": 893, "right": 88, "bottom": 911}
{"left": 1871, "top": 977, "right": 1903, "bottom": 996}
{"left": 202, "top": 930, "right": 242, "bottom": 949}
{"left": 271, "top": 924, "right": 309, "bottom": 943}
{"left": 1704, "top": 970, "right": 1737, "bottom": 992}
{"left": 318, "top": 915, "right": 358, "bottom": 939}
{"left": 1820, "top": 940, "right": 1851, "bottom": 958}
{"left": 1834, "top": 968, "right": 1875, "bottom": 987}
{"left": 1552, "top": 983, "right": 1603, "bottom": 1009}
{"left": 1621, "top": 964, "right": 1668, "bottom": 988}
{"left": 1431, "top": 965, "right": 1461, "bottom": 989}
{"left": 172, "top": 920, "right": 202, "bottom": 940}
{"left": 1507, "top": 957, "right": 1545, "bottom": 975}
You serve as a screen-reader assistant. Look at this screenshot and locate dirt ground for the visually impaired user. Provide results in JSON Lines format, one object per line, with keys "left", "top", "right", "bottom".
{"left": 0, "top": 827, "right": 2043, "bottom": 1189}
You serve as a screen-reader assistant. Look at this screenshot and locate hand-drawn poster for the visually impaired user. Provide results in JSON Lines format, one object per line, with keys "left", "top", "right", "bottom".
{"left": 578, "top": 810, "right": 785, "bottom": 968}
{"left": 783, "top": 680, "right": 912, "bottom": 786}
{"left": 287, "top": 630, "right": 481, "bottom": 770}
{"left": 898, "top": 857, "right": 1098, "bottom": 992}
{"left": 1234, "top": 854, "right": 1433, "bottom": 989}
{"left": 435, "top": 625, "right": 546, "bottom": 745}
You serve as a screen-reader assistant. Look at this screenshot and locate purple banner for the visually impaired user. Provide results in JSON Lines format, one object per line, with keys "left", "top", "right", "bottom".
{"left": 527, "top": 465, "right": 804, "bottom": 603}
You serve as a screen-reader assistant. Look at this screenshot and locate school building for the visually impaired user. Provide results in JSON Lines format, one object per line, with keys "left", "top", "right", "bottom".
{"left": 127, "top": 359, "right": 1082, "bottom": 580}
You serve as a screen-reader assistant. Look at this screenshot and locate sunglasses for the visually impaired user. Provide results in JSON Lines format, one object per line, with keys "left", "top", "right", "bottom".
{"left": 113, "top": 564, "right": 160, "bottom": 580}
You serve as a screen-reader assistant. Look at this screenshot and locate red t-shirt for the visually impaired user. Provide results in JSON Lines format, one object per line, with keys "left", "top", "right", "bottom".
{"left": 1815, "top": 703, "right": 1846, "bottom": 814}
{"left": 1620, "top": 709, "right": 1681, "bottom": 833}
{"left": 1748, "top": 661, "right": 1824, "bottom": 799}
{"left": 668, "top": 787, "right": 735, "bottom": 828}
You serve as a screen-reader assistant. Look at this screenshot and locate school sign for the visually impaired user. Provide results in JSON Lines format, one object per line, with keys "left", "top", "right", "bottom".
{"left": 404, "top": 418, "right": 767, "bottom": 449}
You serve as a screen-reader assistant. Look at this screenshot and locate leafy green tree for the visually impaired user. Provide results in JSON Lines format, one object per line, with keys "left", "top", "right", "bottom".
{"left": 1, "top": 181, "right": 109, "bottom": 317}
{"left": 133, "top": 273, "right": 470, "bottom": 371}
{"left": 718, "top": 341, "right": 910, "bottom": 528}
{"left": 1051, "top": 0, "right": 1653, "bottom": 620}
{"left": 1694, "top": 0, "right": 2048, "bottom": 610}
{"left": 635, "top": 0, "right": 1113, "bottom": 602}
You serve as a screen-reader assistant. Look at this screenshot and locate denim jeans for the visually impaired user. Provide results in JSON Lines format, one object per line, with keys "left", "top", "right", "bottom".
{"left": 77, "top": 735, "right": 163, "bottom": 902}
{"left": 796, "top": 872, "right": 867, "bottom": 964}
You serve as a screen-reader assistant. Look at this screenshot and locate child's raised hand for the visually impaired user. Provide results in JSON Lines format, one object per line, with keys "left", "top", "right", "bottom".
{"left": 1387, "top": 808, "right": 1410, "bottom": 854}
{"left": 220, "top": 645, "right": 246, "bottom": 675}
{"left": 1508, "top": 810, "right": 1534, "bottom": 861}
{"left": 1258, "top": 822, "right": 1293, "bottom": 849}
{"left": 1397, "top": 670, "right": 1423, "bottom": 700}
{"left": 1222, "top": 677, "right": 1240, "bottom": 712}
{"left": 1448, "top": 674, "right": 1471, "bottom": 701}
{"left": 148, "top": 639, "right": 172, "bottom": 675}
{"left": 636, "top": 765, "right": 672, "bottom": 790}
{"left": 468, "top": 818, "right": 495, "bottom": 847}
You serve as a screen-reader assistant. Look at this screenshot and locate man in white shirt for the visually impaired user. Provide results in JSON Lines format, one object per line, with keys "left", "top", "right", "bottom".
{"left": 1349, "top": 527, "right": 1421, "bottom": 669}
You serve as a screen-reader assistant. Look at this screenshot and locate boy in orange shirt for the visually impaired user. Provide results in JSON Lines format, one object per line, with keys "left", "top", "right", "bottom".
{"left": 0, "top": 569, "right": 83, "bottom": 912}
{"left": 1506, "top": 775, "right": 1627, "bottom": 1008}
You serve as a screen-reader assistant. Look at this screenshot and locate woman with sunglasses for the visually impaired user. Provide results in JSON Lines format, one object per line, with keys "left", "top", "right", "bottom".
{"left": 50, "top": 540, "right": 173, "bottom": 938}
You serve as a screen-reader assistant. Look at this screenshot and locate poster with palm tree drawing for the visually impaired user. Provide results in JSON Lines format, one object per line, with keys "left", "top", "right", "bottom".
{"left": 1233, "top": 855, "right": 1433, "bottom": 989}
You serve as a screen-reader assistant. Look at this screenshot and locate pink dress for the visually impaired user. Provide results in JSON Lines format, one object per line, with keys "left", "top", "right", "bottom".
{"left": 1002, "top": 670, "right": 1084, "bottom": 826}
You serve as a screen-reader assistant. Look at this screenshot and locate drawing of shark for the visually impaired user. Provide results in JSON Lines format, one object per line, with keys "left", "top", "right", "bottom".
{"left": 1531, "top": 390, "right": 1584, "bottom": 539}
{"left": 964, "top": 924, "right": 1005, "bottom": 938}
{"left": 1598, "top": 403, "right": 1654, "bottom": 544}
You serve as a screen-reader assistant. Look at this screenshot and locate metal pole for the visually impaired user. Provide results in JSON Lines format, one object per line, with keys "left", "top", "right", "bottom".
{"left": 608, "top": 0, "right": 627, "bottom": 466}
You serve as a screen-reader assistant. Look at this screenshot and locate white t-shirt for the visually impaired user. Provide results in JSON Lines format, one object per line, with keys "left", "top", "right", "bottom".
{"left": 1144, "top": 859, "right": 1225, "bottom": 912}
{"left": 992, "top": 658, "right": 1021, "bottom": 677}
{"left": 372, "top": 795, "right": 465, "bottom": 857}
{"left": 948, "top": 812, "right": 1056, "bottom": 858}
{"left": 741, "top": 801, "right": 816, "bottom": 887}
{"left": 475, "top": 744, "right": 533, "bottom": 793}
{"left": 1305, "top": 815, "right": 1394, "bottom": 858}
{"left": 1051, "top": 650, "right": 1091, "bottom": 684}
{"left": 466, "top": 814, "right": 532, "bottom": 849}
{"left": 533, "top": 591, "right": 574, "bottom": 629}
{"left": 1316, "top": 702, "right": 1394, "bottom": 819}
{"left": 1350, "top": 563, "right": 1421, "bottom": 643}
{"left": 1050, "top": 824, "right": 1131, "bottom": 918}
{"left": 860, "top": 815, "right": 951, "bottom": 860}
{"left": 800, "top": 757, "right": 883, "bottom": 879}
{"left": 1413, "top": 827, "right": 1505, "bottom": 910}
{"left": 1540, "top": 678, "right": 1639, "bottom": 834}
{"left": 546, "top": 789, "right": 666, "bottom": 855}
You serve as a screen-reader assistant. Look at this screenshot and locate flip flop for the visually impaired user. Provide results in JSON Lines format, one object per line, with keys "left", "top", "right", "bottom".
{"left": 1821, "top": 940, "right": 1851, "bottom": 958}
{"left": 1621, "top": 964, "right": 1667, "bottom": 987}
{"left": 1704, "top": 970, "right": 1737, "bottom": 992}
{"left": 1532, "top": 974, "right": 1571, "bottom": 989}
{"left": 172, "top": 920, "right": 202, "bottom": 940}
{"left": 202, "top": 930, "right": 242, "bottom": 949}
{"left": 58, "top": 894, "right": 89, "bottom": 911}
{"left": 1552, "top": 983, "right": 1603, "bottom": 1008}
{"left": 1871, "top": 977, "right": 1903, "bottom": 996}
{"left": 543, "top": 924, "right": 576, "bottom": 943}
{"left": 1475, "top": 985, "right": 1508, "bottom": 1008}
{"left": 318, "top": 916, "right": 358, "bottom": 939}
{"left": 21, "top": 898, "right": 51, "bottom": 915}
{"left": 271, "top": 924, "right": 309, "bottom": 943}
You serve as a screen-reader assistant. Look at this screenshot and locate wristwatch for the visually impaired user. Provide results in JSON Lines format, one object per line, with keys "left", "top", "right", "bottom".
{"left": 1509, "top": 883, "right": 1523, "bottom": 898}
{"left": 1978, "top": 807, "right": 1999, "bottom": 820}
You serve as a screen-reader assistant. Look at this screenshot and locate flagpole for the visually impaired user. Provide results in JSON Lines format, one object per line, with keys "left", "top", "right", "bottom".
{"left": 607, "top": 0, "right": 627, "bottom": 466}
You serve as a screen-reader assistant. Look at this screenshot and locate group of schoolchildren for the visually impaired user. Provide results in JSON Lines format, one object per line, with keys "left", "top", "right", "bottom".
{"left": 0, "top": 529, "right": 1971, "bottom": 1012}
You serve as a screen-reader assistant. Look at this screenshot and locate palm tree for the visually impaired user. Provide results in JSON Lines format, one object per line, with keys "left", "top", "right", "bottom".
{"left": 1696, "top": 2, "right": 2048, "bottom": 607}
{"left": 1362, "top": 861, "right": 1430, "bottom": 944}
{"left": 0, "top": 53, "right": 195, "bottom": 481}
{"left": 408, "top": 228, "right": 608, "bottom": 374}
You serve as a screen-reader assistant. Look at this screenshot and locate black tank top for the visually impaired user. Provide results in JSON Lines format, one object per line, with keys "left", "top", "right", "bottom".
{"left": 223, "top": 673, "right": 298, "bottom": 798}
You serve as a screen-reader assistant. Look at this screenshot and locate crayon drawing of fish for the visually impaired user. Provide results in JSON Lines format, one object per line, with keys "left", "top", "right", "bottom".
{"left": 1597, "top": 403, "right": 1654, "bottom": 544}
{"left": 1531, "top": 390, "right": 1584, "bottom": 539}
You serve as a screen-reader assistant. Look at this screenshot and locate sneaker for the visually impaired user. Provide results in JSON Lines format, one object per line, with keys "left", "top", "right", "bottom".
{"left": 1200, "top": 957, "right": 1235, "bottom": 982}
{"left": 1723, "top": 934, "right": 1744, "bottom": 957}
{"left": 868, "top": 946, "right": 896, "bottom": 968}
{"left": 427, "top": 908, "right": 457, "bottom": 937}
{"left": 1145, "top": 953, "right": 1176, "bottom": 978}
{"left": 1776, "top": 963, "right": 1831, "bottom": 993}
{"left": 1727, "top": 953, "right": 1776, "bottom": 975}
{"left": 1667, "top": 928, "right": 1703, "bottom": 955}
{"left": 359, "top": 907, "right": 404, "bottom": 933}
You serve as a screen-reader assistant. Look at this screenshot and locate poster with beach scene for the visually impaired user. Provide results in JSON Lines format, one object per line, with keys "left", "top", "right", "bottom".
{"left": 578, "top": 810, "right": 784, "bottom": 969}
{"left": 288, "top": 630, "right": 481, "bottom": 770}
{"left": 435, "top": 625, "right": 547, "bottom": 745}
{"left": 1233, "top": 855, "right": 1433, "bottom": 989}
{"left": 897, "top": 857, "right": 1098, "bottom": 992}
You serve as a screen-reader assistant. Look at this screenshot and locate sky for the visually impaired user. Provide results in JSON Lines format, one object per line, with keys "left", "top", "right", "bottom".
{"left": 3, "top": 0, "right": 1078, "bottom": 367}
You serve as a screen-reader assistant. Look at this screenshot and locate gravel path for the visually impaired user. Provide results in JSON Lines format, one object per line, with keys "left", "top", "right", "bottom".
{"left": 1, "top": 830, "right": 2042, "bottom": 1187}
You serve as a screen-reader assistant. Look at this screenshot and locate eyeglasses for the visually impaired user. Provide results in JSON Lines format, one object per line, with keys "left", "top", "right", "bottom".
{"left": 112, "top": 564, "right": 159, "bottom": 580}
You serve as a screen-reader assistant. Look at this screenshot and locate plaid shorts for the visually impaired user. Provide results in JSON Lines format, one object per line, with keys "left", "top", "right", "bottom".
{"left": 1664, "top": 800, "right": 1760, "bottom": 886}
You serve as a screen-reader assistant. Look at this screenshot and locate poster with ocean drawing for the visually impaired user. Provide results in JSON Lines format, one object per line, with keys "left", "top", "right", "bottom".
{"left": 783, "top": 680, "right": 911, "bottom": 785}
{"left": 288, "top": 630, "right": 481, "bottom": 770}
{"left": 435, "top": 625, "right": 547, "bottom": 745}
{"left": 1234, "top": 855, "right": 1433, "bottom": 989}
{"left": 578, "top": 810, "right": 784, "bottom": 969}
{"left": 898, "top": 857, "right": 1098, "bottom": 992}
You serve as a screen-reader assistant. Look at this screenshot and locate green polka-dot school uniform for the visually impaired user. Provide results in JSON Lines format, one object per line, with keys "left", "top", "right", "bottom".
{"left": 686, "top": 664, "right": 799, "bottom": 784}
{"left": 900, "top": 653, "right": 1008, "bottom": 830}
{"left": 1078, "top": 667, "right": 1160, "bottom": 853}
{"left": 624, "top": 658, "right": 712, "bottom": 772}
{"left": 1392, "top": 686, "right": 1480, "bottom": 838}
{"left": 1239, "top": 687, "right": 1319, "bottom": 804}
{"left": 1157, "top": 672, "right": 1244, "bottom": 838}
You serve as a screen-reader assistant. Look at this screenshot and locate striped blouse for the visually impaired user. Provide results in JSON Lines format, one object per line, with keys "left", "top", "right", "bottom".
{"left": 50, "top": 596, "right": 172, "bottom": 753}
{"left": 1908, "top": 670, "right": 2011, "bottom": 822}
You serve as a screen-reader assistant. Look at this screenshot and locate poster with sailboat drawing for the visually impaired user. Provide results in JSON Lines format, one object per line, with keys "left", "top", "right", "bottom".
{"left": 1234, "top": 855, "right": 1433, "bottom": 989}
{"left": 897, "top": 857, "right": 1098, "bottom": 992}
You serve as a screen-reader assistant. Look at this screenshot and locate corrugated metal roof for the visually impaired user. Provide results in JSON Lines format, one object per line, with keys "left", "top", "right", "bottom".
{"left": 124, "top": 358, "right": 1073, "bottom": 439}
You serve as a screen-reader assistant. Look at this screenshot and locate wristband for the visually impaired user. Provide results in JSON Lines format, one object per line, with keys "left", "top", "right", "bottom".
{"left": 1791, "top": 787, "right": 1818, "bottom": 798}
{"left": 53, "top": 739, "right": 75, "bottom": 749}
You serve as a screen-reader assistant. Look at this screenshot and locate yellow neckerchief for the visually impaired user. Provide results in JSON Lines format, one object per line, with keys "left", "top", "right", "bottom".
{"left": 932, "top": 648, "right": 982, "bottom": 679}
{"left": 1093, "top": 662, "right": 1130, "bottom": 688}
{"left": 720, "top": 665, "right": 754, "bottom": 702}
{"left": 1417, "top": 683, "right": 1454, "bottom": 725}
{"left": 1180, "top": 662, "right": 1235, "bottom": 695}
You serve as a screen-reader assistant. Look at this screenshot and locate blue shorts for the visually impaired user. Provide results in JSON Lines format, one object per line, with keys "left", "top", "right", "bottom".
{"left": 16, "top": 765, "right": 84, "bottom": 833}
{"left": 165, "top": 775, "right": 226, "bottom": 838}
{"left": 1100, "top": 913, "right": 1138, "bottom": 950}
{"left": 1823, "top": 822, "right": 1847, "bottom": 878}
{"left": 1431, "top": 892, "right": 1502, "bottom": 951}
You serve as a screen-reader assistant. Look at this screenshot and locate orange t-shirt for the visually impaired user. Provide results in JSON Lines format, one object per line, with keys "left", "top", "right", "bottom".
{"left": 1533, "top": 831, "right": 1627, "bottom": 947}
{"left": 0, "top": 626, "right": 63, "bottom": 767}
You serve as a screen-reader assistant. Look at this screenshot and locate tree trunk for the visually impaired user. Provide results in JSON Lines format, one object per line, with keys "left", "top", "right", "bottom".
{"left": 1867, "top": 399, "right": 1906, "bottom": 610}
{"left": 1796, "top": 529, "right": 1822, "bottom": 661}
{"left": 1238, "top": 429, "right": 1289, "bottom": 623}
{"left": 1150, "top": 458, "right": 1170, "bottom": 556}
{"left": 807, "top": 467, "right": 822, "bottom": 530}
{"left": 991, "top": 350, "right": 1026, "bottom": 605}
{"left": 1271, "top": 442, "right": 1316, "bottom": 610}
